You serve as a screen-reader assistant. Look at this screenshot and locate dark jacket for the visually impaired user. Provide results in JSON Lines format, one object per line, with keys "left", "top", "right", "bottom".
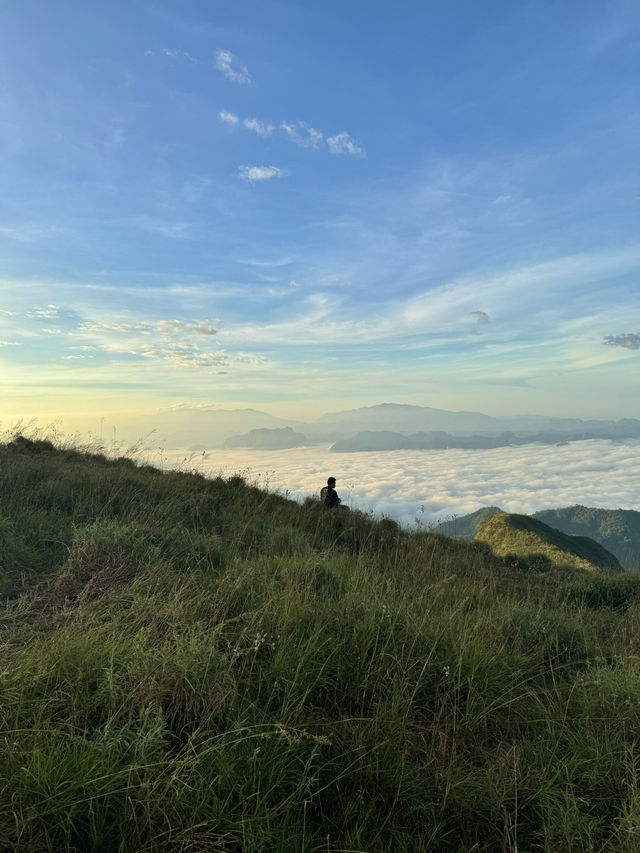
{"left": 320, "top": 486, "right": 341, "bottom": 508}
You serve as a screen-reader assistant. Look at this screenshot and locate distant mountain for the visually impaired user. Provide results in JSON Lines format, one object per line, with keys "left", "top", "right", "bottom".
{"left": 331, "top": 430, "right": 521, "bottom": 452}
{"left": 116, "top": 401, "right": 640, "bottom": 449}
{"left": 122, "top": 407, "right": 304, "bottom": 447}
{"left": 533, "top": 506, "right": 640, "bottom": 572}
{"left": 331, "top": 426, "right": 640, "bottom": 452}
{"left": 312, "top": 403, "right": 640, "bottom": 440}
{"left": 434, "top": 507, "right": 504, "bottom": 539}
{"left": 224, "top": 427, "right": 309, "bottom": 450}
{"left": 476, "top": 513, "right": 623, "bottom": 574}
{"left": 313, "top": 403, "right": 499, "bottom": 437}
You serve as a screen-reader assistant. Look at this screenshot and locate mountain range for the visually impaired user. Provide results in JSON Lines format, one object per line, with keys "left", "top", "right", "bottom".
{"left": 122, "top": 402, "right": 640, "bottom": 450}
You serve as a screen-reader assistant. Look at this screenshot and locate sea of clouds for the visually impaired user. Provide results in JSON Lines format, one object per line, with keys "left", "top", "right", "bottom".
{"left": 160, "top": 439, "right": 640, "bottom": 529}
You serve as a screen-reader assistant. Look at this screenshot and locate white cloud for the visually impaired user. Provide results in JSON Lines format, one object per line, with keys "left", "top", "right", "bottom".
{"left": 162, "top": 48, "right": 196, "bottom": 61}
{"left": 78, "top": 319, "right": 218, "bottom": 337}
{"left": 244, "top": 118, "right": 274, "bottom": 137}
{"left": 326, "top": 131, "right": 366, "bottom": 157}
{"left": 238, "top": 165, "right": 286, "bottom": 183}
{"left": 267, "top": 280, "right": 299, "bottom": 296}
{"left": 216, "top": 49, "right": 252, "bottom": 85}
{"left": 27, "top": 305, "right": 59, "bottom": 319}
{"left": 144, "top": 48, "right": 196, "bottom": 61}
{"left": 218, "top": 112, "right": 364, "bottom": 158}
{"left": 218, "top": 110, "right": 239, "bottom": 125}
{"left": 161, "top": 439, "right": 640, "bottom": 529}
{"left": 280, "top": 121, "right": 324, "bottom": 149}
{"left": 65, "top": 316, "right": 274, "bottom": 372}
{"left": 0, "top": 340, "right": 22, "bottom": 347}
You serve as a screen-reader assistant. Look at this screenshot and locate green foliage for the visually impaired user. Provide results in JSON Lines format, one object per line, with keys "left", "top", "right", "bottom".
{"left": 534, "top": 504, "right": 640, "bottom": 571}
{"left": 3, "top": 436, "right": 640, "bottom": 850}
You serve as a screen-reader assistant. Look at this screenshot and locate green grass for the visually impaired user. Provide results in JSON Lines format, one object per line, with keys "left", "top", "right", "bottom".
{"left": 2, "top": 434, "right": 640, "bottom": 850}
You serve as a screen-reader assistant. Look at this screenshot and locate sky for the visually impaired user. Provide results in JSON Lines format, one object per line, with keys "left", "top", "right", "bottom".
{"left": 1, "top": 0, "right": 639, "bottom": 432}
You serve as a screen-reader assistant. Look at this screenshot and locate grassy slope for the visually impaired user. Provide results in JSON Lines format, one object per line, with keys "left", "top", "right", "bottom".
{"left": 475, "top": 512, "right": 623, "bottom": 574}
{"left": 4, "top": 438, "right": 640, "bottom": 851}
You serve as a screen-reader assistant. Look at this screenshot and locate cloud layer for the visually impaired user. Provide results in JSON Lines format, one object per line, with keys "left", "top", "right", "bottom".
{"left": 160, "top": 440, "right": 640, "bottom": 529}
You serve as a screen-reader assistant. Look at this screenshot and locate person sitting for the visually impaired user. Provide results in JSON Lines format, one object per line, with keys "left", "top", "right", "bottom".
{"left": 320, "top": 477, "right": 343, "bottom": 508}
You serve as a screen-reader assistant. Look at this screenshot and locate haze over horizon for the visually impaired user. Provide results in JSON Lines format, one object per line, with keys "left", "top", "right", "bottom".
{"left": 1, "top": 1, "right": 639, "bottom": 432}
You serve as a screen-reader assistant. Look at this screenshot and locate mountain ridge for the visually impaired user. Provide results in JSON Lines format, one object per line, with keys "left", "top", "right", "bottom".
{"left": 475, "top": 513, "right": 623, "bottom": 573}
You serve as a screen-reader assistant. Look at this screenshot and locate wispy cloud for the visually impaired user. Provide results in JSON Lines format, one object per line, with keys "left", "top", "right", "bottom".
{"left": 244, "top": 118, "right": 274, "bottom": 137}
{"left": 78, "top": 319, "right": 218, "bottom": 337}
{"left": 218, "top": 110, "right": 239, "bottom": 125}
{"left": 471, "top": 311, "right": 491, "bottom": 324}
{"left": 604, "top": 332, "right": 640, "bottom": 350}
{"left": 0, "top": 340, "right": 22, "bottom": 347}
{"left": 0, "top": 223, "right": 67, "bottom": 243}
{"left": 216, "top": 49, "right": 252, "bottom": 85}
{"left": 67, "top": 316, "right": 270, "bottom": 371}
{"left": 326, "top": 131, "right": 366, "bottom": 157}
{"left": 267, "top": 280, "right": 300, "bottom": 296}
{"left": 237, "top": 256, "right": 294, "bottom": 268}
{"left": 163, "top": 48, "right": 196, "bottom": 61}
{"left": 144, "top": 48, "right": 197, "bottom": 62}
{"left": 221, "top": 113, "right": 365, "bottom": 157}
{"left": 238, "top": 165, "right": 286, "bottom": 183}
{"left": 27, "top": 305, "right": 60, "bottom": 319}
{"left": 280, "top": 121, "right": 324, "bottom": 149}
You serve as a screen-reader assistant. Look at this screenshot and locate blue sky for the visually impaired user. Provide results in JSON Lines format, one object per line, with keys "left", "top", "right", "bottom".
{"left": 1, "top": 0, "right": 639, "bottom": 427}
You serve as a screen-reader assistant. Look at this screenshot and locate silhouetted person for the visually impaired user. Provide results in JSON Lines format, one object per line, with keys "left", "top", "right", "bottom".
{"left": 320, "top": 476, "right": 343, "bottom": 509}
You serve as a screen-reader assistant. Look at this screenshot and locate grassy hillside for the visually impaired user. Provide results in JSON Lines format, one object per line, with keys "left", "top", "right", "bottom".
{"left": 534, "top": 505, "right": 640, "bottom": 572}
{"left": 5, "top": 437, "right": 640, "bottom": 851}
{"left": 476, "top": 512, "right": 623, "bottom": 574}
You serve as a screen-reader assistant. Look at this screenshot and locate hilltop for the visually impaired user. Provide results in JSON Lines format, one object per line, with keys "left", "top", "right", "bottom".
{"left": 434, "top": 506, "right": 504, "bottom": 539}
{"left": 4, "top": 436, "right": 640, "bottom": 851}
{"left": 223, "top": 426, "right": 310, "bottom": 450}
{"left": 435, "top": 505, "right": 640, "bottom": 571}
{"left": 476, "top": 513, "right": 623, "bottom": 573}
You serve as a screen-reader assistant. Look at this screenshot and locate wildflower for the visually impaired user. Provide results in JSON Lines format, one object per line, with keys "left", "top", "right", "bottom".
{"left": 442, "top": 665, "right": 451, "bottom": 678}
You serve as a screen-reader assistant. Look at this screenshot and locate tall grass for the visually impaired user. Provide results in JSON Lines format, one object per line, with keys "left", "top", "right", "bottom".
{"left": 2, "top": 435, "right": 640, "bottom": 851}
